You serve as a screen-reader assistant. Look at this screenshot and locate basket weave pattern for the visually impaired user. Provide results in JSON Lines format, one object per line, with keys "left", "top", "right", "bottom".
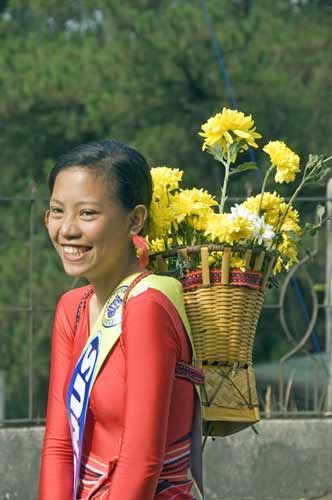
{"left": 182, "top": 283, "right": 265, "bottom": 364}
{"left": 151, "top": 245, "right": 275, "bottom": 434}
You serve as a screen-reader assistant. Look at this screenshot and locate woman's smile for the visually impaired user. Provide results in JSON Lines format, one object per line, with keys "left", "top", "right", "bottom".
{"left": 46, "top": 168, "right": 138, "bottom": 290}
{"left": 61, "top": 244, "right": 93, "bottom": 262}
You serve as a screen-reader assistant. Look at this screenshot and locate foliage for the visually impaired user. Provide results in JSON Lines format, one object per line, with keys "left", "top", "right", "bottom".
{"left": 0, "top": 0, "right": 331, "bottom": 419}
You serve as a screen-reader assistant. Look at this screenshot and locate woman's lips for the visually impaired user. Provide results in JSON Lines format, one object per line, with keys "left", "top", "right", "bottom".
{"left": 62, "top": 245, "right": 92, "bottom": 262}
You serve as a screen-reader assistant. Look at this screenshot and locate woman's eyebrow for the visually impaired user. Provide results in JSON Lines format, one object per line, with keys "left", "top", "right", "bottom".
{"left": 49, "top": 198, "right": 103, "bottom": 208}
{"left": 49, "top": 198, "right": 64, "bottom": 205}
{"left": 75, "top": 201, "right": 103, "bottom": 207}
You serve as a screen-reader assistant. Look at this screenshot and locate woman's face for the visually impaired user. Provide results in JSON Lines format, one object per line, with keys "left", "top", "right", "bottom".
{"left": 46, "top": 167, "right": 135, "bottom": 282}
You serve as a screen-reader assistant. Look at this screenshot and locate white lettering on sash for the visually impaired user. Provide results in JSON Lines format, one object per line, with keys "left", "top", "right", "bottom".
{"left": 81, "top": 344, "right": 97, "bottom": 382}
{"left": 70, "top": 373, "right": 85, "bottom": 419}
{"left": 68, "top": 335, "right": 100, "bottom": 482}
{"left": 71, "top": 413, "right": 80, "bottom": 458}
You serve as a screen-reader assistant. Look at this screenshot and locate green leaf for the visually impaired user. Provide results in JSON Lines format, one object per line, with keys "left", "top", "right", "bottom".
{"left": 287, "top": 229, "right": 300, "bottom": 242}
{"left": 316, "top": 204, "right": 325, "bottom": 224}
{"left": 303, "top": 222, "right": 319, "bottom": 236}
{"left": 229, "top": 162, "right": 258, "bottom": 176}
{"left": 209, "top": 144, "right": 225, "bottom": 163}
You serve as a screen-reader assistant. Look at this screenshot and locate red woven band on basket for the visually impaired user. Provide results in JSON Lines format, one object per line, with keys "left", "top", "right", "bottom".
{"left": 180, "top": 268, "right": 262, "bottom": 291}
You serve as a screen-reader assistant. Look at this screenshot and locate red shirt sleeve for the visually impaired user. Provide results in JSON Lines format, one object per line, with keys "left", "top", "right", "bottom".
{"left": 107, "top": 289, "right": 183, "bottom": 500}
{"left": 38, "top": 295, "right": 75, "bottom": 500}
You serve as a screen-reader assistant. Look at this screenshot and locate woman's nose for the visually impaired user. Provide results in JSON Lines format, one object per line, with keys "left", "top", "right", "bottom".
{"left": 59, "top": 216, "right": 82, "bottom": 239}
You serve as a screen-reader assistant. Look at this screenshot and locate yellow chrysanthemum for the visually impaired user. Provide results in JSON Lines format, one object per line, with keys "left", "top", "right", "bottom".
{"left": 204, "top": 213, "right": 253, "bottom": 244}
{"left": 148, "top": 237, "right": 166, "bottom": 254}
{"left": 170, "top": 188, "right": 218, "bottom": 230}
{"left": 273, "top": 233, "right": 299, "bottom": 274}
{"left": 150, "top": 166, "right": 183, "bottom": 201}
{"left": 205, "top": 213, "right": 231, "bottom": 243}
{"left": 263, "top": 141, "right": 300, "bottom": 184}
{"left": 231, "top": 254, "right": 245, "bottom": 269}
{"left": 208, "top": 251, "right": 223, "bottom": 267}
{"left": 280, "top": 217, "right": 302, "bottom": 237}
{"left": 148, "top": 200, "right": 173, "bottom": 240}
{"left": 242, "top": 191, "right": 285, "bottom": 228}
{"left": 199, "top": 108, "right": 261, "bottom": 154}
{"left": 273, "top": 257, "right": 283, "bottom": 275}
{"left": 227, "top": 216, "right": 254, "bottom": 243}
{"left": 148, "top": 167, "right": 184, "bottom": 240}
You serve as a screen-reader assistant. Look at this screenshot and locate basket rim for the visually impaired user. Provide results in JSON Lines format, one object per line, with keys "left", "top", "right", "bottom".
{"left": 149, "top": 243, "right": 277, "bottom": 260}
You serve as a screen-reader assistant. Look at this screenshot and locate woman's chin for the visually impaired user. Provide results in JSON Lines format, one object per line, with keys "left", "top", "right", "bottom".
{"left": 62, "top": 261, "right": 88, "bottom": 278}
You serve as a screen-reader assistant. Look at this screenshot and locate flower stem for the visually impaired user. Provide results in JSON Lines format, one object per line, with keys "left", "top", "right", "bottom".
{"left": 219, "top": 155, "right": 230, "bottom": 214}
{"left": 258, "top": 165, "right": 275, "bottom": 216}
{"left": 275, "top": 179, "right": 305, "bottom": 234}
{"left": 323, "top": 155, "right": 332, "bottom": 164}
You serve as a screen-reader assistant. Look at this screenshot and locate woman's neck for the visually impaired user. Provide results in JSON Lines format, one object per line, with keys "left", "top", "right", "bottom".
{"left": 90, "top": 260, "right": 142, "bottom": 311}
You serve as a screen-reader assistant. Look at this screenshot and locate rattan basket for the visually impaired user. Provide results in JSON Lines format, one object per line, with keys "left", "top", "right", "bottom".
{"left": 151, "top": 244, "right": 276, "bottom": 436}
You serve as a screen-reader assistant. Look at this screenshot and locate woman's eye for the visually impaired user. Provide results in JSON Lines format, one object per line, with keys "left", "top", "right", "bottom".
{"left": 50, "top": 207, "right": 63, "bottom": 215}
{"left": 80, "top": 210, "right": 97, "bottom": 217}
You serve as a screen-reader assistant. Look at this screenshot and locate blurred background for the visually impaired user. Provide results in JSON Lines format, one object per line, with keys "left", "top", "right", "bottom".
{"left": 0, "top": 0, "right": 332, "bottom": 428}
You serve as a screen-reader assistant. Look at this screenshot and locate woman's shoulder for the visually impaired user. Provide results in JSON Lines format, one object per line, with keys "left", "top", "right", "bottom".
{"left": 58, "top": 284, "right": 93, "bottom": 307}
{"left": 130, "top": 274, "right": 183, "bottom": 302}
{"left": 127, "top": 275, "right": 186, "bottom": 334}
{"left": 124, "top": 277, "right": 192, "bottom": 360}
{"left": 56, "top": 284, "right": 93, "bottom": 324}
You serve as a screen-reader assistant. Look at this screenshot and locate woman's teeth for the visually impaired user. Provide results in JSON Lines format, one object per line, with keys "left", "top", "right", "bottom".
{"left": 63, "top": 246, "right": 91, "bottom": 255}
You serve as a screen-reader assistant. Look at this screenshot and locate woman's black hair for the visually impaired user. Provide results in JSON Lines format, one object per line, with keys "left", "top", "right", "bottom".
{"left": 49, "top": 140, "right": 152, "bottom": 211}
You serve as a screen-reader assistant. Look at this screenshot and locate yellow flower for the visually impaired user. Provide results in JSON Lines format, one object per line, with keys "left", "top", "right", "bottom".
{"left": 204, "top": 250, "right": 245, "bottom": 269}
{"left": 205, "top": 213, "right": 231, "bottom": 243}
{"left": 199, "top": 108, "right": 261, "bottom": 154}
{"left": 273, "top": 257, "right": 283, "bottom": 275}
{"left": 148, "top": 200, "right": 173, "bottom": 240}
{"left": 150, "top": 166, "right": 183, "bottom": 201}
{"left": 204, "top": 212, "right": 253, "bottom": 244}
{"left": 208, "top": 251, "right": 223, "bottom": 267}
{"left": 280, "top": 217, "right": 302, "bottom": 237}
{"left": 263, "top": 141, "right": 300, "bottom": 184}
{"left": 273, "top": 233, "right": 299, "bottom": 274}
{"left": 227, "top": 216, "right": 254, "bottom": 243}
{"left": 277, "top": 203, "right": 301, "bottom": 237}
{"left": 170, "top": 188, "right": 218, "bottom": 230}
{"left": 231, "top": 254, "right": 245, "bottom": 269}
{"left": 242, "top": 191, "right": 284, "bottom": 229}
{"left": 147, "top": 237, "right": 166, "bottom": 254}
{"left": 148, "top": 167, "right": 184, "bottom": 240}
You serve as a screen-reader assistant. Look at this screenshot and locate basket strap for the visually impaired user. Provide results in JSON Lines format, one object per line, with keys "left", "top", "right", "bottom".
{"left": 74, "top": 286, "right": 94, "bottom": 335}
{"left": 175, "top": 361, "right": 205, "bottom": 385}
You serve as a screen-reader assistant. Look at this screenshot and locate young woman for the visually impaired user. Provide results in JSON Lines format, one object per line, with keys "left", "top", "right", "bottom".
{"left": 38, "top": 140, "right": 204, "bottom": 500}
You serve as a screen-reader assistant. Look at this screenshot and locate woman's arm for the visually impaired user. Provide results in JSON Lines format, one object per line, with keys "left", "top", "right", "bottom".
{"left": 38, "top": 297, "right": 75, "bottom": 500}
{"left": 107, "top": 290, "right": 182, "bottom": 500}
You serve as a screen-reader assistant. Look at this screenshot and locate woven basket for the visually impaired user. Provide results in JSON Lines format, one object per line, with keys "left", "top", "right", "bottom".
{"left": 151, "top": 245, "right": 276, "bottom": 436}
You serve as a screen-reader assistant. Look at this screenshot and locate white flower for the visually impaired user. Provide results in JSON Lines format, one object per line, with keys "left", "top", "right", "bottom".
{"left": 227, "top": 204, "right": 257, "bottom": 223}
{"left": 251, "top": 216, "right": 275, "bottom": 245}
{"left": 226, "top": 204, "right": 275, "bottom": 246}
{"left": 227, "top": 203, "right": 275, "bottom": 245}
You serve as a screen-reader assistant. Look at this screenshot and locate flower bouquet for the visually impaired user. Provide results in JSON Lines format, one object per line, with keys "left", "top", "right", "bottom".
{"left": 146, "top": 108, "right": 332, "bottom": 436}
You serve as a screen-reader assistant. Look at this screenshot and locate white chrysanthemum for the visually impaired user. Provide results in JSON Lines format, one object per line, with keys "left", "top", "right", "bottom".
{"left": 227, "top": 204, "right": 258, "bottom": 223}
{"left": 251, "top": 216, "right": 275, "bottom": 245}
{"left": 227, "top": 204, "right": 275, "bottom": 246}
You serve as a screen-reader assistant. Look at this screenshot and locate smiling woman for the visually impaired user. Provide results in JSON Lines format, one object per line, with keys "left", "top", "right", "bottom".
{"left": 38, "top": 140, "right": 204, "bottom": 500}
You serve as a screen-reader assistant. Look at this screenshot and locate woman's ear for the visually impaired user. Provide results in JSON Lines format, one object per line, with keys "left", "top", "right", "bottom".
{"left": 129, "top": 204, "right": 148, "bottom": 235}
{"left": 44, "top": 209, "right": 50, "bottom": 229}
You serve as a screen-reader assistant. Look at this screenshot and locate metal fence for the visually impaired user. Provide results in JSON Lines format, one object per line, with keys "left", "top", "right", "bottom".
{"left": 1, "top": 182, "right": 332, "bottom": 424}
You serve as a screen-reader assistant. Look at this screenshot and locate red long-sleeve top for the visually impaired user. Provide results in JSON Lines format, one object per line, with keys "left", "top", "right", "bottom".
{"left": 39, "top": 284, "right": 195, "bottom": 500}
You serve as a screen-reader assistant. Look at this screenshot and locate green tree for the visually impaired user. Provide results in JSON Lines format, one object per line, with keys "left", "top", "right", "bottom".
{"left": 0, "top": 0, "right": 331, "bottom": 419}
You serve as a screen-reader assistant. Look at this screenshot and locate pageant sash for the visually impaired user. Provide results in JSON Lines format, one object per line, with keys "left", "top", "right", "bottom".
{"left": 66, "top": 272, "right": 140, "bottom": 499}
{"left": 66, "top": 272, "right": 204, "bottom": 500}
